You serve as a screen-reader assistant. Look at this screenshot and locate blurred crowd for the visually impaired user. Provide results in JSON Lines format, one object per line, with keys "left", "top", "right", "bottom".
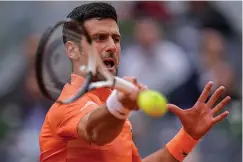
{"left": 0, "top": 1, "right": 241, "bottom": 162}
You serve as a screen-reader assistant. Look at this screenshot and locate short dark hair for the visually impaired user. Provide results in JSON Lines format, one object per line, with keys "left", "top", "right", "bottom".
{"left": 63, "top": 2, "right": 117, "bottom": 44}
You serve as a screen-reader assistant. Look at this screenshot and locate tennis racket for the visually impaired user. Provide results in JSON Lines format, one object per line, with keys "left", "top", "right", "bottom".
{"left": 35, "top": 18, "right": 137, "bottom": 104}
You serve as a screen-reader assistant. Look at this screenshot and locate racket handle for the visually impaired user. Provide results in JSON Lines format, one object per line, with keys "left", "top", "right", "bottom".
{"left": 114, "top": 77, "right": 138, "bottom": 94}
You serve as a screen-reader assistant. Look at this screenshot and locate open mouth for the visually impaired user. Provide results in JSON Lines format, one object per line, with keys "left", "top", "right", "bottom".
{"left": 103, "top": 58, "right": 115, "bottom": 69}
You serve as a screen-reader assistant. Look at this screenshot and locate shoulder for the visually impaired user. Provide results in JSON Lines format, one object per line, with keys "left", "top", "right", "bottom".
{"left": 47, "top": 91, "right": 101, "bottom": 126}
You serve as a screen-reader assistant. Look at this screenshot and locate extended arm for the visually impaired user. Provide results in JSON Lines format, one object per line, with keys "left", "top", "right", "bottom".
{"left": 78, "top": 104, "right": 126, "bottom": 145}
{"left": 78, "top": 77, "right": 142, "bottom": 145}
{"left": 133, "top": 82, "right": 230, "bottom": 162}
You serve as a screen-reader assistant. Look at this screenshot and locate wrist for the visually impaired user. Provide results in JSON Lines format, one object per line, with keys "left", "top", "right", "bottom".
{"left": 166, "top": 127, "right": 199, "bottom": 161}
{"left": 106, "top": 90, "right": 131, "bottom": 120}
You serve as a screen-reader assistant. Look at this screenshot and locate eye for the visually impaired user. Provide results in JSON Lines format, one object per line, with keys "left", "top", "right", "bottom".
{"left": 113, "top": 37, "right": 120, "bottom": 43}
{"left": 94, "top": 34, "right": 108, "bottom": 42}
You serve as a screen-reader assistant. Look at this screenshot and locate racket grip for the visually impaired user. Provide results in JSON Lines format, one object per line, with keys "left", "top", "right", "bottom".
{"left": 114, "top": 77, "right": 137, "bottom": 94}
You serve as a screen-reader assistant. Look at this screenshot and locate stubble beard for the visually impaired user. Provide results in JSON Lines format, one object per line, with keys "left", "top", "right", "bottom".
{"left": 91, "top": 68, "right": 118, "bottom": 82}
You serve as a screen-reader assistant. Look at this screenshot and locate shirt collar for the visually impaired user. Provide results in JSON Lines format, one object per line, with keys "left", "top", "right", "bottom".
{"left": 70, "top": 74, "right": 85, "bottom": 88}
{"left": 70, "top": 74, "right": 112, "bottom": 102}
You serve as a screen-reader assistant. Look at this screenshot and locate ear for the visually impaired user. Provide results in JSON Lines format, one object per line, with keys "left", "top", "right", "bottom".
{"left": 65, "top": 41, "right": 80, "bottom": 60}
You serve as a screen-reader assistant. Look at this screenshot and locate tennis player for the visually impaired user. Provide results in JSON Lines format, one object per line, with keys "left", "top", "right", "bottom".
{"left": 39, "top": 2, "right": 231, "bottom": 162}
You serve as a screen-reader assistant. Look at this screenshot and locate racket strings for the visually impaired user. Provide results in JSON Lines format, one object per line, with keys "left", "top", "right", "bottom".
{"left": 62, "top": 28, "right": 82, "bottom": 43}
{"left": 62, "top": 22, "right": 91, "bottom": 43}
{"left": 36, "top": 20, "right": 93, "bottom": 102}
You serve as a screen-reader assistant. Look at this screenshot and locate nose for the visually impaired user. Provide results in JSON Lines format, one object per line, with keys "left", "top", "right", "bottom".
{"left": 105, "top": 37, "right": 116, "bottom": 54}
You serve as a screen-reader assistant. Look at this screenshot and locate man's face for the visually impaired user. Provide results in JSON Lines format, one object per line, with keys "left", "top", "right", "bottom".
{"left": 80, "top": 18, "right": 121, "bottom": 81}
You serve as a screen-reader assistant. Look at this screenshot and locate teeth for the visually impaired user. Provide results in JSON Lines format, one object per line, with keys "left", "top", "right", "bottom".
{"left": 103, "top": 60, "right": 114, "bottom": 68}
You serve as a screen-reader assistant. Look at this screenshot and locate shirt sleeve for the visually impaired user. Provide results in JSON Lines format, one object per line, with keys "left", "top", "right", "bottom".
{"left": 48, "top": 96, "right": 99, "bottom": 140}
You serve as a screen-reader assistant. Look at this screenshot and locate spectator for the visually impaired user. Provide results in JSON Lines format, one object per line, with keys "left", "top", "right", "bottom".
{"left": 0, "top": 34, "right": 51, "bottom": 162}
{"left": 187, "top": 1, "right": 233, "bottom": 37}
{"left": 119, "top": 18, "right": 199, "bottom": 158}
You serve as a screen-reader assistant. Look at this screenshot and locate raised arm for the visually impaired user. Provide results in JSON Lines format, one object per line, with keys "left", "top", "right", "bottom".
{"left": 133, "top": 82, "right": 231, "bottom": 162}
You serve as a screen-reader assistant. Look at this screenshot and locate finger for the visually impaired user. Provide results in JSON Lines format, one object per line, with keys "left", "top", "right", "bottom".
{"left": 130, "top": 88, "right": 140, "bottom": 101}
{"left": 207, "top": 86, "right": 225, "bottom": 108}
{"left": 123, "top": 77, "right": 148, "bottom": 94}
{"left": 198, "top": 81, "right": 214, "bottom": 103}
{"left": 137, "top": 83, "right": 148, "bottom": 91}
{"left": 212, "top": 111, "right": 229, "bottom": 125}
{"left": 122, "top": 77, "right": 139, "bottom": 95}
{"left": 123, "top": 76, "right": 137, "bottom": 85}
{"left": 211, "top": 96, "right": 231, "bottom": 115}
{"left": 167, "top": 104, "right": 183, "bottom": 118}
{"left": 118, "top": 88, "right": 138, "bottom": 100}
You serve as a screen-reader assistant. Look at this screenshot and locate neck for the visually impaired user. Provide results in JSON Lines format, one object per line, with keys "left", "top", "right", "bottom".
{"left": 72, "top": 63, "right": 86, "bottom": 77}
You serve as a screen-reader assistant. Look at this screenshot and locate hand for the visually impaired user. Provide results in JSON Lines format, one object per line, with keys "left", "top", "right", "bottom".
{"left": 117, "top": 76, "right": 147, "bottom": 110}
{"left": 167, "top": 81, "right": 231, "bottom": 140}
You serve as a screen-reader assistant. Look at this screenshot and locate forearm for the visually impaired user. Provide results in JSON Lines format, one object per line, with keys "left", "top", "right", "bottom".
{"left": 78, "top": 90, "right": 132, "bottom": 145}
{"left": 83, "top": 104, "right": 126, "bottom": 145}
{"left": 142, "top": 147, "right": 178, "bottom": 162}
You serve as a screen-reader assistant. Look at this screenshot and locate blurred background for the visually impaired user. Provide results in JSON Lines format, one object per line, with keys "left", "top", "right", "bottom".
{"left": 0, "top": 1, "right": 241, "bottom": 162}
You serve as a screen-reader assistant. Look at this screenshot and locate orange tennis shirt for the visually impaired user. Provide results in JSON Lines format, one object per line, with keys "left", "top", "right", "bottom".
{"left": 39, "top": 74, "right": 141, "bottom": 162}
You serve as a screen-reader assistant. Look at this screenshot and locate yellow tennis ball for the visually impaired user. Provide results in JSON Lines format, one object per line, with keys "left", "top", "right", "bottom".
{"left": 138, "top": 90, "right": 168, "bottom": 117}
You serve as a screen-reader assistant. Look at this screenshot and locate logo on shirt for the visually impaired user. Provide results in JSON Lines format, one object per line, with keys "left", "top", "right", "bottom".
{"left": 182, "top": 151, "right": 188, "bottom": 157}
{"left": 81, "top": 101, "right": 97, "bottom": 111}
{"left": 127, "top": 121, "right": 132, "bottom": 132}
